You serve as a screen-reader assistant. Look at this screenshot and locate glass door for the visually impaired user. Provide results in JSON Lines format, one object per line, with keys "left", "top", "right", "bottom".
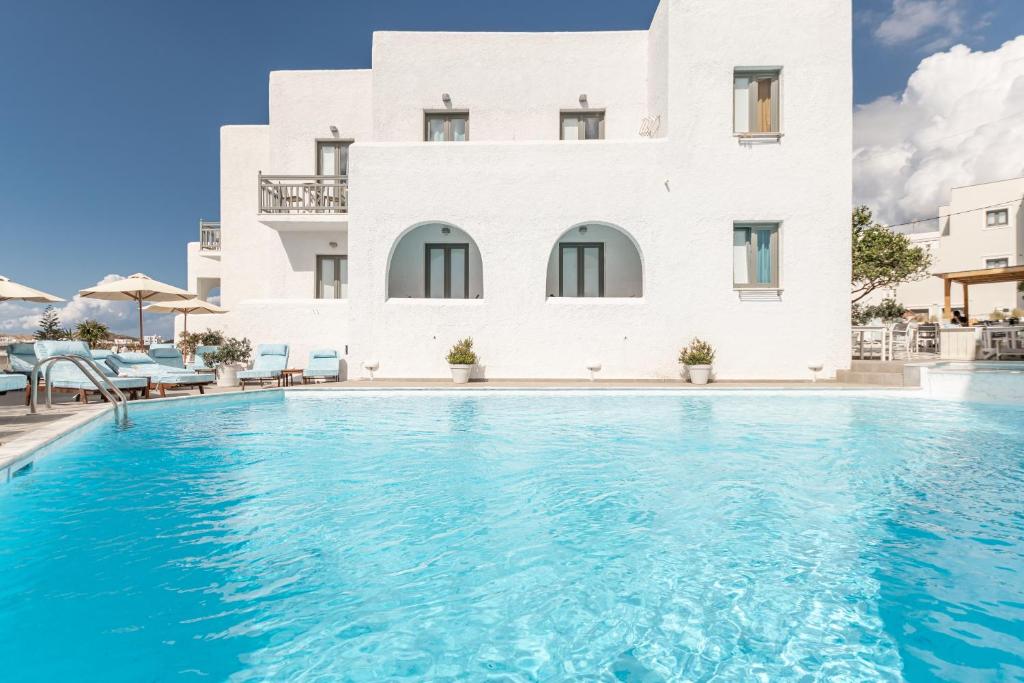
{"left": 424, "top": 244, "right": 469, "bottom": 299}
{"left": 559, "top": 243, "right": 604, "bottom": 297}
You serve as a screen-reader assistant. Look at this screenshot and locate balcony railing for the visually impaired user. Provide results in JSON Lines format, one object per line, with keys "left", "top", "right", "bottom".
{"left": 199, "top": 220, "right": 221, "bottom": 251}
{"left": 258, "top": 174, "right": 348, "bottom": 214}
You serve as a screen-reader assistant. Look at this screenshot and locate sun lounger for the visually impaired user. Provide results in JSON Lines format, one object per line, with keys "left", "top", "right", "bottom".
{"left": 302, "top": 349, "right": 340, "bottom": 383}
{"left": 188, "top": 345, "right": 220, "bottom": 373}
{"left": 238, "top": 344, "right": 289, "bottom": 390}
{"left": 148, "top": 344, "right": 187, "bottom": 369}
{"left": 33, "top": 341, "right": 149, "bottom": 404}
{"left": 106, "top": 351, "right": 214, "bottom": 397}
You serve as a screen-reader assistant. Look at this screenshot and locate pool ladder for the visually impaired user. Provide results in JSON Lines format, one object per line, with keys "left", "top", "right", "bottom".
{"left": 30, "top": 356, "right": 130, "bottom": 426}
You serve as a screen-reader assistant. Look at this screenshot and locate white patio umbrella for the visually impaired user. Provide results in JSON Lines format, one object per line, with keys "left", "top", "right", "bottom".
{"left": 78, "top": 273, "right": 194, "bottom": 347}
{"left": 0, "top": 275, "right": 64, "bottom": 303}
{"left": 144, "top": 298, "right": 227, "bottom": 335}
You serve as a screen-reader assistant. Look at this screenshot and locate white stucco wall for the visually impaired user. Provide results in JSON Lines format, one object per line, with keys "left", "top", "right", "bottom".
{"left": 186, "top": 0, "right": 853, "bottom": 379}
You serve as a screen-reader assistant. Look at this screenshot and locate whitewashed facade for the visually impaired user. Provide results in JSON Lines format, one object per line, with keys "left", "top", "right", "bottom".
{"left": 874, "top": 177, "right": 1024, "bottom": 321}
{"left": 184, "top": 0, "right": 852, "bottom": 380}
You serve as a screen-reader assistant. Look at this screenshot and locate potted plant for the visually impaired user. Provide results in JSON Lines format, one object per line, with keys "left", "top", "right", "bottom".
{"left": 446, "top": 337, "right": 478, "bottom": 384}
{"left": 178, "top": 328, "right": 225, "bottom": 363}
{"left": 679, "top": 338, "right": 715, "bottom": 385}
{"left": 203, "top": 336, "right": 253, "bottom": 387}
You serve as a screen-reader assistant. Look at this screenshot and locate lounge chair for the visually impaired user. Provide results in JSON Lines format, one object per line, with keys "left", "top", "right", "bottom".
{"left": 106, "top": 351, "right": 214, "bottom": 398}
{"left": 148, "top": 345, "right": 187, "bottom": 369}
{"left": 7, "top": 343, "right": 38, "bottom": 376}
{"left": 188, "top": 345, "right": 220, "bottom": 373}
{"left": 33, "top": 341, "right": 149, "bottom": 404}
{"left": 238, "top": 344, "right": 289, "bottom": 390}
{"left": 88, "top": 349, "right": 119, "bottom": 376}
{"left": 302, "top": 349, "right": 340, "bottom": 383}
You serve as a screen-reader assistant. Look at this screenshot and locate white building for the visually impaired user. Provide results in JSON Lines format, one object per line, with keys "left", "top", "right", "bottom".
{"left": 877, "top": 177, "right": 1024, "bottom": 321}
{"left": 184, "top": 0, "right": 852, "bottom": 380}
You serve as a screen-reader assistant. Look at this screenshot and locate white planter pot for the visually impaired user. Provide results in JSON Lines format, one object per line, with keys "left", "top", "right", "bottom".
{"left": 686, "top": 364, "right": 713, "bottom": 385}
{"left": 217, "top": 363, "right": 241, "bottom": 388}
{"left": 449, "top": 364, "right": 473, "bottom": 384}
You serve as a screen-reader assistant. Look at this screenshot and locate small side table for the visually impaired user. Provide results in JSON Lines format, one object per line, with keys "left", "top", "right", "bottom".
{"left": 280, "top": 369, "right": 304, "bottom": 386}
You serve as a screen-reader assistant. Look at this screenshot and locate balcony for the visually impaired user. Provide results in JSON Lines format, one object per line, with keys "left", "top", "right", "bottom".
{"left": 199, "top": 220, "right": 220, "bottom": 252}
{"left": 258, "top": 174, "right": 349, "bottom": 231}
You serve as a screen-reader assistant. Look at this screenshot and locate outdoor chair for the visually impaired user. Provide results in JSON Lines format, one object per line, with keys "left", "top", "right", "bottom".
{"left": 238, "top": 344, "right": 289, "bottom": 390}
{"left": 302, "top": 349, "right": 340, "bottom": 383}
{"left": 6, "top": 343, "right": 38, "bottom": 376}
{"left": 188, "top": 345, "right": 220, "bottom": 373}
{"left": 0, "top": 372, "right": 27, "bottom": 395}
{"left": 33, "top": 341, "right": 149, "bottom": 404}
{"left": 106, "top": 351, "right": 214, "bottom": 398}
{"left": 148, "top": 345, "right": 187, "bottom": 369}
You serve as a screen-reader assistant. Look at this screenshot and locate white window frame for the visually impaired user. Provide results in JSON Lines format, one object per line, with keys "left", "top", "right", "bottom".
{"left": 559, "top": 110, "right": 606, "bottom": 140}
{"left": 983, "top": 255, "right": 1011, "bottom": 270}
{"left": 733, "top": 222, "right": 782, "bottom": 289}
{"left": 315, "top": 254, "right": 348, "bottom": 299}
{"left": 984, "top": 208, "right": 1010, "bottom": 229}
{"left": 733, "top": 68, "right": 782, "bottom": 139}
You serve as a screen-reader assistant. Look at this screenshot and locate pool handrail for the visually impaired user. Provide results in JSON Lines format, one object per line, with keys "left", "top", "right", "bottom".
{"left": 30, "top": 355, "right": 129, "bottom": 426}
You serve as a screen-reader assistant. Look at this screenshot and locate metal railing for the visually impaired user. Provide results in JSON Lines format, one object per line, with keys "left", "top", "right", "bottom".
{"left": 30, "top": 355, "right": 130, "bottom": 426}
{"left": 200, "top": 220, "right": 221, "bottom": 251}
{"left": 258, "top": 173, "right": 348, "bottom": 214}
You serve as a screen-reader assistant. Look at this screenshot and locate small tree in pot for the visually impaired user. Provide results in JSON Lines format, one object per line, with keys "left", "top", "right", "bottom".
{"left": 203, "top": 337, "right": 253, "bottom": 387}
{"left": 446, "top": 338, "right": 478, "bottom": 384}
{"left": 679, "top": 338, "right": 716, "bottom": 385}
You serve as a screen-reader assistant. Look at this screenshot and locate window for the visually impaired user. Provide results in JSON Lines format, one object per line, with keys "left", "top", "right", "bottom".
{"left": 425, "top": 244, "right": 469, "bottom": 298}
{"left": 316, "top": 140, "right": 350, "bottom": 176}
{"left": 985, "top": 257, "right": 1010, "bottom": 269}
{"left": 734, "top": 70, "right": 780, "bottom": 135}
{"left": 986, "top": 209, "right": 1009, "bottom": 227}
{"left": 733, "top": 224, "right": 780, "bottom": 288}
{"left": 425, "top": 113, "right": 469, "bottom": 142}
{"left": 559, "top": 243, "right": 604, "bottom": 297}
{"left": 315, "top": 255, "right": 348, "bottom": 299}
{"left": 560, "top": 111, "right": 605, "bottom": 140}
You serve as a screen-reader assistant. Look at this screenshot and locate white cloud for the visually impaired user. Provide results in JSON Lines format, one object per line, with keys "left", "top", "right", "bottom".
{"left": 874, "top": 0, "right": 966, "bottom": 49}
{"left": 853, "top": 37, "right": 1024, "bottom": 228}
{"left": 0, "top": 274, "right": 174, "bottom": 340}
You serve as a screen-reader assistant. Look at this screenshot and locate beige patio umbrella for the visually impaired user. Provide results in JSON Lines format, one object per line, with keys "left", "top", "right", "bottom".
{"left": 79, "top": 273, "right": 194, "bottom": 347}
{"left": 0, "top": 275, "right": 64, "bottom": 303}
{"left": 144, "top": 298, "right": 227, "bottom": 335}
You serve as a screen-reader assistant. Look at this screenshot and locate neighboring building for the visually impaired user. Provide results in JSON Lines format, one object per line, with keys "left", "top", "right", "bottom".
{"left": 184, "top": 0, "right": 852, "bottom": 380}
{"left": 876, "top": 177, "right": 1024, "bottom": 321}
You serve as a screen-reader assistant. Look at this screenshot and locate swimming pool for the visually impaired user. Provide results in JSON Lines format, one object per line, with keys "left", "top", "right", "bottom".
{"left": 1, "top": 390, "right": 1022, "bottom": 681}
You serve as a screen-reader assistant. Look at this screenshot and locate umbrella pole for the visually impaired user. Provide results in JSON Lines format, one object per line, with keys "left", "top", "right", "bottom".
{"left": 138, "top": 297, "right": 145, "bottom": 349}
{"left": 183, "top": 311, "right": 188, "bottom": 336}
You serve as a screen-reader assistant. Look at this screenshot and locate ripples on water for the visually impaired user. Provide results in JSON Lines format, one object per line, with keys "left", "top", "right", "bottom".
{"left": 0, "top": 391, "right": 1022, "bottom": 681}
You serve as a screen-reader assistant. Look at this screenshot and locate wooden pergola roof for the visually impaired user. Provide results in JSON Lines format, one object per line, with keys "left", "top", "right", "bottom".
{"left": 935, "top": 265, "right": 1024, "bottom": 320}
{"left": 934, "top": 265, "right": 1024, "bottom": 285}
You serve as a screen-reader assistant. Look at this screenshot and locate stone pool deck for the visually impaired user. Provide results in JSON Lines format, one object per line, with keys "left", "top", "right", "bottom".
{"left": 1, "top": 378, "right": 913, "bottom": 481}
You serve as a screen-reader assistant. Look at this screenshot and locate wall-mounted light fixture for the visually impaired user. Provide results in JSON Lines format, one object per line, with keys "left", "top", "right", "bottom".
{"left": 578, "top": 225, "right": 589, "bottom": 235}
{"left": 329, "top": 125, "right": 339, "bottom": 135}
{"left": 329, "top": 241, "right": 338, "bottom": 248}
{"left": 442, "top": 93, "right": 451, "bottom": 106}
{"left": 579, "top": 94, "right": 588, "bottom": 106}
{"left": 441, "top": 226, "right": 451, "bottom": 235}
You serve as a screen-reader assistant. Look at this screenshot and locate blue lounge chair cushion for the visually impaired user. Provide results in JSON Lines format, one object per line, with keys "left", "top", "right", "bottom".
{"left": 88, "top": 350, "right": 118, "bottom": 377}
{"left": 304, "top": 349, "right": 340, "bottom": 378}
{"left": 148, "top": 345, "right": 186, "bottom": 369}
{"left": 239, "top": 344, "right": 289, "bottom": 380}
{"left": 33, "top": 342, "right": 149, "bottom": 391}
{"left": 7, "top": 343, "right": 38, "bottom": 374}
{"left": 106, "top": 352, "right": 199, "bottom": 383}
{"left": 0, "top": 373, "right": 27, "bottom": 393}
{"left": 188, "top": 345, "right": 220, "bottom": 372}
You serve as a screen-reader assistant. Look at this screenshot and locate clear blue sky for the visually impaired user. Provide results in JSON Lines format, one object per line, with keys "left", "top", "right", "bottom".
{"left": 1, "top": 0, "right": 1022, "bottom": 334}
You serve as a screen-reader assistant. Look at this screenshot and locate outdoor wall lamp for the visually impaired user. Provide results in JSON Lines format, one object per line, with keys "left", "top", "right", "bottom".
{"left": 442, "top": 93, "right": 451, "bottom": 105}
{"left": 579, "top": 225, "right": 588, "bottom": 234}
{"left": 579, "top": 93, "right": 588, "bottom": 106}
{"left": 441, "top": 226, "right": 451, "bottom": 235}
{"left": 329, "top": 241, "right": 338, "bottom": 248}
{"left": 329, "top": 125, "right": 338, "bottom": 135}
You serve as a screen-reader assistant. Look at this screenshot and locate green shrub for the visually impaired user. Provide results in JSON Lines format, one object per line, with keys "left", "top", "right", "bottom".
{"left": 990, "top": 308, "right": 1006, "bottom": 322}
{"left": 446, "top": 338, "right": 478, "bottom": 365}
{"left": 679, "top": 338, "right": 715, "bottom": 366}
{"left": 203, "top": 337, "right": 252, "bottom": 368}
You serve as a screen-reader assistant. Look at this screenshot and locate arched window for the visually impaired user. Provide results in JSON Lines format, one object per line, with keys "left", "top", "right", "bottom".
{"left": 545, "top": 223, "right": 643, "bottom": 298}
{"left": 387, "top": 223, "right": 484, "bottom": 299}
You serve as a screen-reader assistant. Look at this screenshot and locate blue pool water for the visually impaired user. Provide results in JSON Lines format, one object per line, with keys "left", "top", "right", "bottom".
{"left": 1, "top": 391, "right": 1023, "bottom": 681}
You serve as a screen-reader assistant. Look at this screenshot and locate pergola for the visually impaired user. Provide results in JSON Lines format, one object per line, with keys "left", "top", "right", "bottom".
{"left": 936, "top": 265, "right": 1024, "bottom": 321}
